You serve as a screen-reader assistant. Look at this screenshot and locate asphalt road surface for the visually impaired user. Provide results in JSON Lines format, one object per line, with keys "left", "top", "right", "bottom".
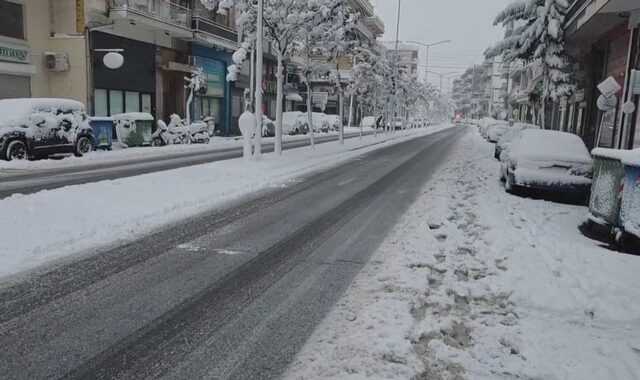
{"left": 0, "top": 126, "right": 466, "bottom": 379}
{"left": 0, "top": 131, "right": 373, "bottom": 199}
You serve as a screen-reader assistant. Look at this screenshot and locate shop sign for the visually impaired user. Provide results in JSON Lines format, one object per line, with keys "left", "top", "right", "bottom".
{"left": 0, "top": 42, "right": 30, "bottom": 64}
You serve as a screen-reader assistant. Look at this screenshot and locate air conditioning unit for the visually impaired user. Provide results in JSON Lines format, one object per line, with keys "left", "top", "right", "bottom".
{"left": 44, "top": 52, "right": 70, "bottom": 72}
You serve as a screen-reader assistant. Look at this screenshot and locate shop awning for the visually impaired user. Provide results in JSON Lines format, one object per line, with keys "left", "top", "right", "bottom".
{"left": 286, "top": 93, "right": 303, "bottom": 102}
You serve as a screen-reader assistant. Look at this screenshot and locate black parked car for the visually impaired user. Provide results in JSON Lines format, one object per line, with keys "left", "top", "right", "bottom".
{"left": 0, "top": 98, "right": 95, "bottom": 161}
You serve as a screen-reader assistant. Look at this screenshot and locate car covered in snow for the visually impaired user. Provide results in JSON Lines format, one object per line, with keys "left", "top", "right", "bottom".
{"left": 494, "top": 122, "right": 540, "bottom": 159}
{"left": 305, "top": 112, "right": 330, "bottom": 133}
{"left": 484, "top": 121, "right": 510, "bottom": 142}
{"left": 500, "top": 129, "right": 593, "bottom": 197}
{"left": 0, "top": 98, "right": 94, "bottom": 161}
{"left": 282, "top": 112, "right": 309, "bottom": 135}
{"left": 477, "top": 117, "right": 497, "bottom": 137}
{"left": 360, "top": 116, "right": 376, "bottom": 129}
{"left": 324, "top": 114, "right": 342, "bottom": 132}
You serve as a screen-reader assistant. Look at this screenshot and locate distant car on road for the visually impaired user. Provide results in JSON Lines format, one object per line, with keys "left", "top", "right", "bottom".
{"left": 0, "top": 98, "right": 94, "bottom": 161}
{"left": 500, "top": 129, "right": 593, "bottom": 198}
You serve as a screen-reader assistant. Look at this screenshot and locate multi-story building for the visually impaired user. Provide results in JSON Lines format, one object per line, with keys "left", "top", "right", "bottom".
{"left": 383, "top": 42, "right": 419, "bottom": 77}
{"left": 563, "top": 0, "right": 640, "bottom": 149}
{"left": 0, "top": 0, "right": 242, "bottom": 135}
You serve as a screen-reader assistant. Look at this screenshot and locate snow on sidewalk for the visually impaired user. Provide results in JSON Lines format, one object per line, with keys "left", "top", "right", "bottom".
{"left": 0, "top": 127, "right": 445, "bottom": 280}
{"left": 285, "top": 130, "right": 640, "bottom": 380}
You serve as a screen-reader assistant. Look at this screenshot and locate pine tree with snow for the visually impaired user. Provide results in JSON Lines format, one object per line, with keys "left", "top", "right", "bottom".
{"left": 486, "top": 0, "right": 573, "bottom": 127}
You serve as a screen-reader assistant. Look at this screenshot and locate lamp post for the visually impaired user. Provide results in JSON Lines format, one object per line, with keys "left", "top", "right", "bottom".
{"left": 403, "top": 40, "right": 451, "bottom": 83}
{"left": 254, "top": 0, "right": 263, "bottom": 159}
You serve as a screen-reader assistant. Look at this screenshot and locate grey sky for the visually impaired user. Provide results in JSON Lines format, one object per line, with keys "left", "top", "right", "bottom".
{"left": 373, "top": 0, "right": 511, "bottom": 90}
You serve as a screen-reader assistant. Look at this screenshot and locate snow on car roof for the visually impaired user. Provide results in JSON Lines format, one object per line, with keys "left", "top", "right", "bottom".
{"left": 511, "top": 129, "right": 591, "bottom": 164}
{"left": 0, "top": 98, "right": 86, "bottom": 128}
{"left": 111, "top": 112, "right": 155, "bottom": 121}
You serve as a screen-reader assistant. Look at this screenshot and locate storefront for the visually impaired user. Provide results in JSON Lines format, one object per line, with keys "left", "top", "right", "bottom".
{"left": 0, "top": 41, "right": 34, "bottom": 99}
{"left": 191, "top": 44, "right": 231, "bottom": 135}
{"left": 91, "top": 32, "right": 156, "bottom": 118}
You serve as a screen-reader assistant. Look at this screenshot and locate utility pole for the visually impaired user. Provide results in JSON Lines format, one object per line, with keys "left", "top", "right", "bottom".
{"left": 254, "top": 0, "right": 264, "bottom": 159}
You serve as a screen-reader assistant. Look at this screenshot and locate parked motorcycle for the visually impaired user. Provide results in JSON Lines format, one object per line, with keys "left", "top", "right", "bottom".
{"left": 150, "top": 114, "right": 215, "bottom": 146}
{"left": 150, "top": 114, "right": 191, "bottom": 146}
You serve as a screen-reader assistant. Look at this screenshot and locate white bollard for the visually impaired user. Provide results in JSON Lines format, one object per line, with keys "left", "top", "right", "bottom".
{"left": 239, "top": 110, "right": 255, "bottom": 160}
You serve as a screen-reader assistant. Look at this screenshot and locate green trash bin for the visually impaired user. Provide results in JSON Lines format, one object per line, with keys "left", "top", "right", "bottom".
{"left": 587, "top": 148, "right": 627, "bottom": 227}
{"left": 620, "top": 152, "right": 640, "bottom": 240}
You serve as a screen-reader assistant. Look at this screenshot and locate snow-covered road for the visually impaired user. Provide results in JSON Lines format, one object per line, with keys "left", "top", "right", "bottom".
{"left": 286, "top": 128, "right": 640, "bottom": 379}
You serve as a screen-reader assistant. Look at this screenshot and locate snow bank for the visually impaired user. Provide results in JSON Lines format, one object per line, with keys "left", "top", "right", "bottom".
{"left": 286, "top": 130, "right": 640, "bottom": 380}
{"left": 0, "top": 127, "right": 450, "bottom": 280}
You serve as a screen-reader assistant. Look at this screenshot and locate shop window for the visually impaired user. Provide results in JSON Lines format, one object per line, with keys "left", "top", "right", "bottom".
{"left": 109, "top": 90, "right": 124, "bottom": 115}
{"left": 94, "top": 89, "right": 108, "bottom": 117}
{"left": 142, "top": 94, "right": 152, "bottom": 113}
{"left": 232, "top": 96, "right": 241, "bottom": 117}
{"left": 0, "top": 0, "right": 24, "bottom": 40}
{"left": 125, "top": 91, "right": 140, "bottom": 113}
{"left": 0, "top": 73, "right": 29, "bottom": 99}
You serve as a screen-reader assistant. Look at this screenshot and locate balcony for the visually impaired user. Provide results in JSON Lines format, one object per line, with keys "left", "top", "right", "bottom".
{"left": 192, "top": 10, "right": 238, "bottom": 50}
{"left": 364, "top": 15, "right": 385, "bottom": 36}
{"left": 354, "top": 19, "right": 375, "bottom": 42}
{"left": 108, "top": 0, "right": 192, "bottom": 38}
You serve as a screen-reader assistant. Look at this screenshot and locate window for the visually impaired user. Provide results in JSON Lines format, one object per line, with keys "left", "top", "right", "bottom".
{"left": 125, "top": 91, "right": 140, "bottom": 113}
{"left": 232, "top": 96, "right": 241, "bottom": 117}
{"left": 0, "top": 0, "right": 25, "bottom": 40}
{"left": 142, "top": 94, "right": 152, "bottom": 113}
{"left": 109, "top": 90, "right": 124, "bottom": 115}
{"left": 94, "top": 89, "right": 108, "bottom": 116}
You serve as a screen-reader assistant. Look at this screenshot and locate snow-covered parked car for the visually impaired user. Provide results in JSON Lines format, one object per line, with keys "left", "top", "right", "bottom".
{"left": 361, "top": 116, "right": 376, "bottom": 129}
{"left": 485, "top": 121, "right": 510, "bottom": 142}
{"left": 477, "top": 117, "right": 497, "bottom": 137}
{"left": 494, "top": 122, "right": 540, "bottom": 159}
{"left": 0, "top": 98, "right": 94, "bottom": 161}
{"left": 282, "top": 112, "right": 309, "bottom": 135}
{"left": 324, "top": 114, "right": 342, "bottom": 132}
{"left": 306, "top": 112, "right": 329, "bottom": 133}
{"left": 500, "top": 130, "right": 593, "bottom": 197}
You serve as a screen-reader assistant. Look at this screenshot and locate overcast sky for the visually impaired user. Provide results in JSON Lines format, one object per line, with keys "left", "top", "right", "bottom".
{"left": 373, "top": 0, "right": 511, "bottom": 91}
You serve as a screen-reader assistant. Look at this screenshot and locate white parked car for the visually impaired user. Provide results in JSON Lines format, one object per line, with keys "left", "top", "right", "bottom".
{"left": 495, "top": 123, "right": 540, "bottom": 159}
{"left": 500, "top": 129, "right": 593, "bottom": 198}
{"left": 305, "top": 112, "right": 329, "bottom": 133}
{"left": 485, "top": 121, "right": 510, "bottom": 142}
{"left": 324, "top": 114, "right": 342, "bottom": 132}
{"left": 360, "top": 116, "right": 376, "bottom": 129}
{"left": 282, "top": 111, "right": 309, "bottom": 135}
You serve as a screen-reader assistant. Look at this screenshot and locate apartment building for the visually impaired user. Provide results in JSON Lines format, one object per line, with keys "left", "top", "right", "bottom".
{"left": 562, "top": 0, "right": 640, "bottom": 149}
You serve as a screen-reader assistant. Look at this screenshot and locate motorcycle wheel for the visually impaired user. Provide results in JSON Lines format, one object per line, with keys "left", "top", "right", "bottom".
{"left": 151, "top": 138, "right": 164, "bottom": 147}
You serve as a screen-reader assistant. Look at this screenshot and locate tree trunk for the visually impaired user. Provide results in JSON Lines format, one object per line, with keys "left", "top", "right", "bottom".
{"left": 307, "top": 82, "right": 315, "bottom": 150}
{"left": 185, "top": 89, "right": 194, "bottom": 124}
{"left": 275, "top": 53, "right": 284, "bottom": 155}
{"left": 338, "top": 91, "right": 344, "bottom": 145}
{"left": 373, "top": 102, "right": 378, "bottom": 138}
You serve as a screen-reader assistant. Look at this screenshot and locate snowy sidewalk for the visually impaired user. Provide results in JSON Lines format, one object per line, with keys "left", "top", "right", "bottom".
{"left": 285, "top": 129, "right": 640, "bottom": 379}
{"left": 0, "top": 127, "right": 446, "bottom": 280}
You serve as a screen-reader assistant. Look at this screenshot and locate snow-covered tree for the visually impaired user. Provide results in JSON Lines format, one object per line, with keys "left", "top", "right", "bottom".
{"left": 322, "top": 1, "right": 357, "bottom": 144}
{"left": 486, "top": 0, "right": 573, "bottom": 127}
{"left": 185, "top": 67, "right": 207, "bottom": 124}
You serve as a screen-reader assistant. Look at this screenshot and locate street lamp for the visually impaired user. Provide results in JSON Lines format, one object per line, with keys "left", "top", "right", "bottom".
{"left": 402, "top": 40, "right": 452, "bottom": 83}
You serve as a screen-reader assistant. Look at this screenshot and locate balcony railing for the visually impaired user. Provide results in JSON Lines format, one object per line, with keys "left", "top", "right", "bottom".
{"left": 192, "top": 15, "right": 237, "bottom": 43}
{"left": 565, "top": 0, "right": 590, "bottom": 26}
{"left": 352, "top": 0, "right": 374, "bottom": 17}
{"left": 109, "top": 0, "right": 192, "bottom": 29}
{"left": 364, "top": 15, "right": 385, "bottom": 36}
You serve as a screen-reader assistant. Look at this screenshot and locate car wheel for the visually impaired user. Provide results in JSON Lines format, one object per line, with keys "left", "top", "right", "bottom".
{"left": 75, "top": 136, "right": 94, "bottom": 157}
{"left": 203, "top": 137, "right": 211, "bottom": 144}
{"left": 3, "top": 140, "right": 28, "bottom": 161}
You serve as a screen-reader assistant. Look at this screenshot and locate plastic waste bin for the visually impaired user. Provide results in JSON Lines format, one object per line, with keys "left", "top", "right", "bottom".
{"left": 587, "top": 148, "right": 626, "bottom": 227}
{"left": 620, "top": 153, "right": 640, "bottom": 240}
{"left": 89, "top": 117, "right": 115, "bottom": 150}
{"left": 112, "top": 112, "right": 154, "bottom": 147}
